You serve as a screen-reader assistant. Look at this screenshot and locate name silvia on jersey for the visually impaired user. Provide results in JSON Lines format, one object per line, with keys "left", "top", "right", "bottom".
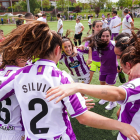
{"left": 22, "top": 83, "right": 51, "bottom": 93}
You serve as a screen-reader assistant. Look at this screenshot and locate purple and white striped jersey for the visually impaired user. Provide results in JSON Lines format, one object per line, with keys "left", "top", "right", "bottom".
{"left": 0, "top": 66, "right": 24, "bottom": 131}
{"left": 0, "top": 59, "right": 87, "bottom": 140}
{"left": 117, "top": 78, "right": 140, "bottom": 140}
{"left": 60, "top": 49, "right": 89, "bottom": 78}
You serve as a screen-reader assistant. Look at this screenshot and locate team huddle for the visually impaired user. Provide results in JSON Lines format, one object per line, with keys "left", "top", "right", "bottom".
{"left": 0, "top": 7, "right": 139, "bottom": 140}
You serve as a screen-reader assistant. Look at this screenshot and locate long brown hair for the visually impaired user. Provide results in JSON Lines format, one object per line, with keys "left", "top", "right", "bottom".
{"left": 0, "top": 21, "right": 62, "bottom": 69}
{"left": 82, "top": 28, "right": 111, "bottom": 52}
{"left": 120, "top": 31, "right": 140, "bottom": 66}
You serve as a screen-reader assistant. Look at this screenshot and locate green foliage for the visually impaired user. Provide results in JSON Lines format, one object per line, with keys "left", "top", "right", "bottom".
{"left": 13, "top": 0, "right": 26, "bottom": 12}
{"left": 29, "top": 0, "right": 41, "bottom": 14}
{"left": 134, "top": 0, "right": 140, "bottom": 7}
{"left": 42, "top": 0, "right": 51, "bottom": 9}
{"left": 63, "top": 9, "right": 68, "bottom": 19}
{"left": 56, "top": 0, "right": 70, "bottom": 11}
{"left": 34, "top": 8, "right": 41, "bottom": 15}
{"left": 118, "top": 0, "right": 132, "bottom": 8}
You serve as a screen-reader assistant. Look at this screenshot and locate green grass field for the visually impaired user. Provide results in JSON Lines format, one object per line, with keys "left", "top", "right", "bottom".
{"left": 0, "top": 18, "right": 140, "bottom": 140}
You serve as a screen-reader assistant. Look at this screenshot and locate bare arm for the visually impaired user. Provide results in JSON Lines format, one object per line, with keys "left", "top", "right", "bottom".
{"left": 58, "top": 25, "right": 63, "bottom": 33}
{"left": 46, "top": 83, "right": 126, "bottom": 103}
{"left": 113, "top": 22, "right": 122, "bottom": 28}
{"left": 86, "top": 47, "right": 92, "bottom": 65}
{"left": 79, "top": 26, "right": 84, "bottom": 34}
{"left": 130, "top": 21, "right": 134, "bottom": 30}
{"left": 76, "top": 111, "right": 140, "bottom": 140}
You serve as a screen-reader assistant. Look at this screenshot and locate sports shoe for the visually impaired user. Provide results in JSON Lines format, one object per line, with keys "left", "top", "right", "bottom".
{"left": 105, "top": 102, "right": 117, "bottom": 110}
{"left": 98, "top": 99, "right": 108, "bottom": 105}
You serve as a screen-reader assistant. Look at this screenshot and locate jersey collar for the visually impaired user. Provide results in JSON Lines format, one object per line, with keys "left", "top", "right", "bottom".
{"left": 35, "top": 59, "right": 57, "bottom": 67}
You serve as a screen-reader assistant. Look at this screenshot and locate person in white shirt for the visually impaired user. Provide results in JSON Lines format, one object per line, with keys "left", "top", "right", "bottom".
{"left": 24, "top": 13, "right": 34, "bottom": 24}
{"left": 101, "top": 15, "right": 108, "bottom": 28}
{"left": 87, "top": 15, "right": 93, "bottom": 35}
{"left": 34, "top": 14, "right": 39, "bottom": 20}
{"left": 113, "top": 8, "right": 134, "bottom": 34}
{"left": 0, "top": 20, "right": 139, "bottom": 140}
{"left": 37, "top": 14, "right": 47, "bottom": 23}
{"left": 57, "top": 13, "right": 63, "bottom": 37}
{"left": 74, "top": 17, "right": 84, "bottom": 46}
{"left": 110, "top": 10, "right": 121, "bottom": 40}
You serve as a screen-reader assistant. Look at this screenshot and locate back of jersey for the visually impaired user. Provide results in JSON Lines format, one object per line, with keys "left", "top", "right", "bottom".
{"left": 0, "top": 66, "right": 24, "bottom": 131}
{"left": 14, "top": 59, "right": 87, "bottom": 140}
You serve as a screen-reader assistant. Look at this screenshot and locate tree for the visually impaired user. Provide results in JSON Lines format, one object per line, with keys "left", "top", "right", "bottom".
{"left": 94, "top": 6, "right": 100, "bottom": 15}
{"left": 133, "top": 0, "right": 140, "bottom": 7}
{"left": 73, "top": 6, "right": 81, "bottom": 13}
{"left": 42, "top": 0, "right": 51, "bottom": 9}
{"left": 118, "top": 0, "right": 132, "bottom": 8}
{"left": 13, "top": 1, "right": 26, "bottom": 12}
{"left": 29, "top": 0, "right": 40, "bottom": 14}
{"left": 56, "top": 0, "right": 69, "bottom": 11}
{"left": 51, "top": 8, "right": 58, "bottom": 17}
{"left": 34, "top": 8, "right": 41, "bottom": 14}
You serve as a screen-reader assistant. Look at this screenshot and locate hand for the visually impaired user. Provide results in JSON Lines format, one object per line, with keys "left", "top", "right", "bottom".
{"left": 71, "top": 47, "right": 77, "bottom": 57}
{"left": 117, "top": 67, "right": 122, "bottom": 73}
{"left": 119, "top": 123, "right": 140, "bottom": 140}
{"left": 21, "top": 136, "right": 25, "bottom": 140}
{"left": 77, "top": 45, "right": 85, "bottom": 51}
{"left": 86, "top": 59, "right": 92, "bottom": 65}
{"left": 84, "top": 96, "right": 95, "bottom": 110}
{"left": 46, "top": 83, "right": 79, "bottom": 103}
{"left": 128, "top": 63, "right": 140, "bottom": 81}
{"left": 113, "top": 26, "right": 116, "bottom": 28}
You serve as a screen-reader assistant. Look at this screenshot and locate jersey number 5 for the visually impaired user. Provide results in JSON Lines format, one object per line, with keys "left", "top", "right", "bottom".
{"left": 0, "top": 98, "right": 11, "bottom": 124}
{"left": 29, "top": 98, "right": 49, "bottom": 134}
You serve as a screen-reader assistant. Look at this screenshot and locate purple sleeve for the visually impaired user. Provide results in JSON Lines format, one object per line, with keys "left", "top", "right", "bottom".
{"left": 0, "top": 73, "right": 15, "bottom": 101}
{"left": 119, "top": 79, "right": 140, "bottom": 104}
{"left": 85, "top": 41, "right": 89, "bottom": 47}
{"left": 0, "top": 68, "right": 23, "bottom": 101}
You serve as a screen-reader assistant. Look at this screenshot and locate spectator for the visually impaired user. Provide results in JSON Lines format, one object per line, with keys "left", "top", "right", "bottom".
{"left": 1, "top": 18, "right": 3, "bottom": 25}
{"left": 57, "top": 13, "right": 63, "bottom": 37}
{"left": 34, "top": 14, "right": 39, "bottom": 20}
{"left": 106, "top": 13, "right": 111, "bottom": 27}
{"left": 114, "top": 8, "right": 134, "bottom": 34}
{"left": 84, "top": 14, "right": 86, "bottom": 19}
{"left": 101, "top": 15, "right": 108, "bottom": 28}
{"left": 0, "top": 30, "right": 5, "bottom": 42}
{"left": 25, "top": 12, "right": 34, "bottom": 24}
{"left": 16, "top": 15, "right": 24, "bottom": 27}
{"left": 37, "top": 14, "right": 47, "bottom": 23}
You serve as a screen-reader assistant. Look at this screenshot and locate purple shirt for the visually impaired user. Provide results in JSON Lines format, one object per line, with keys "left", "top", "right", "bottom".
{"left": 85, "top": 41, "right": 100, "bottom": 62}
{"left": 117, "top": 78, "right": 140, "bottom": 140}
{"left": 106, "top": 17, "right": 111, "bottom": 25}
{"left": 98, "top": 41, "right": 118, "bottom": 74}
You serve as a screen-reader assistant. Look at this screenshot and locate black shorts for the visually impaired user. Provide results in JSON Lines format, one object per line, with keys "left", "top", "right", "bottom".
{"left": 89, "top": 25, "right": 91, "bottom": 29}
{"left": 74, "top": 33, "right": 82, "bottom": 40}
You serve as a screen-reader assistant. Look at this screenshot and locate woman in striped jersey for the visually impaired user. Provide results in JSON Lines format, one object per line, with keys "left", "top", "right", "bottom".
{"left": 0, "top": 50, "right": 26, "bottom": 139}
{"left": 46, "top": 32, "right": 140, "bottom": 140}
{"left": 60, "top": 34, "right": 90, "bottom": 84}
{"left": 0, "top": 21, "right": 138, "bottom": 140}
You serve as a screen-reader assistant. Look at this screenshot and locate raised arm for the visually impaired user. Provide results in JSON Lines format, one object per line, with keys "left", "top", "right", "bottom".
{"left": 113, "top": 22, "right": 122, "bottom": 28}
{"left": 46, "top": 83, "right": 126, "bottom": 103}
